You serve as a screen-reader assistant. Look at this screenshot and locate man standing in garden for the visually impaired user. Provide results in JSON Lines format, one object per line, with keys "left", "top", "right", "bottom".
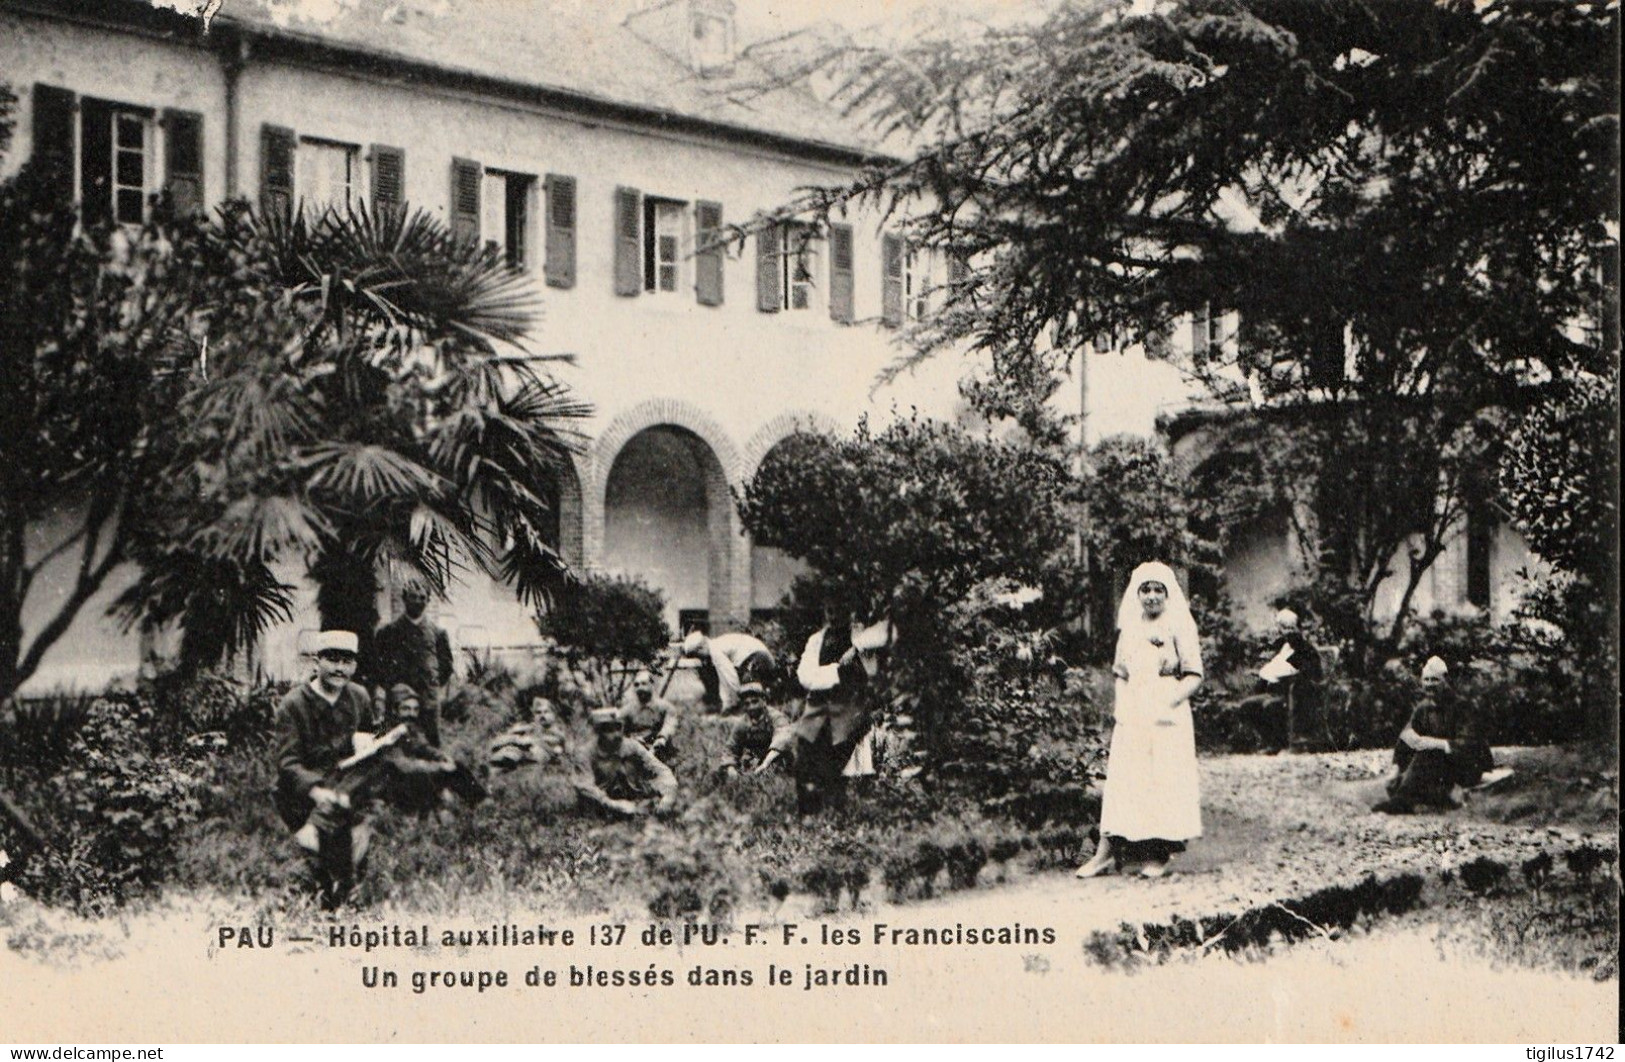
{"left": 792, "top": 615, "right": 891, "bottom": 815}
{"left": 1243, "top": 608, "right": 1325, "bottom": 752}
{"left": 575, "top": 707, "right": 678, "bottom": 817}
{"left": 272, "top": 630, "right": 376, "bottom": 908}
{"left": 371, "top": 582, "right": 455, "bottom": 746}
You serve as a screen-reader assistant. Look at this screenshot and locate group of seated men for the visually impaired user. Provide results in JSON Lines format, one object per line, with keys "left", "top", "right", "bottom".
{"left": 273, "top": 616, "right": 891, "bottom": 905}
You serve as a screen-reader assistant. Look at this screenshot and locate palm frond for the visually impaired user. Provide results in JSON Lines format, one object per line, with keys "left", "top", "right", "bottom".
{"left": 113, "top": 556, "right": 296, "bottom": 670}
{"left": 301, "top": 442, "right": 447, "bottom": 503}
{"left": 251, "top": 201, "right": 543, "bottom": 353}
{"left": 190, "top": 494, "right": 332, "bottom": 564}
{"left": 495, "top": 519, "right": 574, "bottom": 609}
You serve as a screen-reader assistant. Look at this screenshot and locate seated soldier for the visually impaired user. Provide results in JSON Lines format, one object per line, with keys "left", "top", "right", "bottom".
{"left": 574, "top": 708, "right": 678, "bottom": 818}
{"left": 489, "top": 691, "right": 569, "bottom": 774}
{"left": 362, "top": 684, "right": 486, "bottom": 813}
{"left": 1237, "top": 608, "right": 1325, "bottom": 752}
{"left": 1373, "top": 656, "right": 1494, "bottom": 814}
{"left": 718, "top": 682, "right": 793, "bottom": 778}
{"left": 272, "top": 630, "right": 376, "bottom": 909}
{"left": 619, "top": 669, "right": 679, "bottom": 761}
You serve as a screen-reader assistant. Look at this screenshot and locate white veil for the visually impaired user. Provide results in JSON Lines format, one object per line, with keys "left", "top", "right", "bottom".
{"left": 1116, "top": 561, "right": 1196, "bottom": 633}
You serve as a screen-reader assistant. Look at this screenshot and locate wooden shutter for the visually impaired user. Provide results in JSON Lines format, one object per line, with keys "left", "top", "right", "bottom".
{"left": 881, "top": 233, "right": 904, "bottom": 328}
{"left": 947, "top": 251, "right": 969, "bottom": 292}
{"left": 78, "top": 97, "right": 114, "bottom": 227}
{"left": 1189, "top": 304, "right": 1211, "bottom": 360}
{"left": 450, "top": 157, "right": 481, "bottom": 244}
{"left": 163, "top": 109, "right": 204, "bottom": 216}
{"left": 755, "top": 224, "right": 782, "bottom": 313}
{"left": 260, "top": 123, "right": 295, "bottom": 220}
{"left": 695, "top": 199, "right": 724, "bottom": 307}
{"left": 370, "top": 144, "right": 404, "bottom": 218}
{"left": 544, "top": 173, "right": 577, "bottom": 289}
{"left": 613, "top": 186, "right": 642, "bottom": 296}
{"left": 31, "top": 84, "right": 76, "bottom": 190}
{"left": 828, "top": 223, "right": 854, "bottom": 323}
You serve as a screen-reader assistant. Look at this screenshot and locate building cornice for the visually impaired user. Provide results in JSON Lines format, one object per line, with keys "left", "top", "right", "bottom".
{"left": 3, "top": 0, "right": 898, "bottom": 171}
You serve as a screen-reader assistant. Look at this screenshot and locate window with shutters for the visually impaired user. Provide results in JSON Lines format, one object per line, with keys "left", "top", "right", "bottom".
{"left": 297, "top": 137, "right": 358, "bottom": 214}
{"left": 481, "top": 169, "right": 535, "bottom": 269}
{"left": 643, "top": 197, "right": 688, "bottom": 295}
{"left": 780, "top": 223, "right": 820, "bottom": 311}
{"left": 32, "top": 87, "right": 207, "bottom": 224}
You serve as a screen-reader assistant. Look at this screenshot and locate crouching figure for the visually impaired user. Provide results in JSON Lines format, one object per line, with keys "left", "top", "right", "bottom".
{"left": 574, "top": 707, "right": 678, "bottom": 818}
{"left": 1374, "top": 656, "right": 1493, "bottom": 814}
{"left": 273, "top": 634, "right": 483, "bottom": 909}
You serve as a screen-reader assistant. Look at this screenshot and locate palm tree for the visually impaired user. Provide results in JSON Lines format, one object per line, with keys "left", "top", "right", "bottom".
{"left": 118, "top": 200, "right": 590, "bottom": 671}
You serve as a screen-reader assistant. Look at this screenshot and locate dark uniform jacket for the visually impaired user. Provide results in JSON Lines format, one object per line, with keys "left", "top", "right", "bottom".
{"left": 584, "top": 739, "right": 677, "bottom": 805}
{"left": 1269, "top": 632, "right": 1324, "bottom": 686}
{"left": 619, "top": 694, "right": 680, "bottom": 747}
{"left": 1393, "top": 686, "right": 1493, "bottom": 786}
{"left": 272, "top": 681, "right": 374, "bottom": 830}
{"left": 372, "top": 615, "right": 454, "bottom": 701}
{"left": 725, "top": 707, "right": 792, "bottom": 772}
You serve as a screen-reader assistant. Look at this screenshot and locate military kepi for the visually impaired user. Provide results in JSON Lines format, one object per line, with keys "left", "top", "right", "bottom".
{"left": 314, "top": 630, "right": 360, "bottom": 656}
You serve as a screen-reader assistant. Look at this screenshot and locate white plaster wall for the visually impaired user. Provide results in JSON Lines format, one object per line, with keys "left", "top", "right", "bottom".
{"left": 0, "top": 16, "right": 228, "bottom": 194}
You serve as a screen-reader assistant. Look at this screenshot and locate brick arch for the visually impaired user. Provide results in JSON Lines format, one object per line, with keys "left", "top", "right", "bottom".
{"left": 586, "top": 399, "right": 750, "bottom": 631}
{"left": 739, "top": 410, "right": 843, "bottom": 482}
{"left": 591, "top": 398, "right": 744, "bottom": 488}
{"left": 553, "top": 451, "right": 588, "bottom": 570}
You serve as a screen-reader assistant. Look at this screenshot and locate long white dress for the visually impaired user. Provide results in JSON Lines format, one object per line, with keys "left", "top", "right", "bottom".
{"left": 1097, "top": 614, "right": 1204, "bottom": 843}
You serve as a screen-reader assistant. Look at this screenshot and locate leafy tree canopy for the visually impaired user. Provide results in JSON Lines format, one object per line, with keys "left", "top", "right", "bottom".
{"left": 787, "top": 0, "right": 1616, "bottom": 655}
{"left": 809, "top": 0, "right": 1616, "bottom": 415}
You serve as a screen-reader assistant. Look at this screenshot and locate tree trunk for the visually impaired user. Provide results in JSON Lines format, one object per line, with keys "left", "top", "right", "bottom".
{"left": 310, "top": 546, "right": 381, "bottom": 684}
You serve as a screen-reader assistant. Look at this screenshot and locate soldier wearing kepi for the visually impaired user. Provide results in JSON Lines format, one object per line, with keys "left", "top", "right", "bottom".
{"left": 371, "top": 582, "right": 455, "bottom": 746}
{"left": 272, "top": 630, "right": 376, "bottom": 908}
{"left": 575, "top": 707, "right": 678, "bottom": 818}
{"left": 719, "top": 682, "right": 792, "bottom": 777}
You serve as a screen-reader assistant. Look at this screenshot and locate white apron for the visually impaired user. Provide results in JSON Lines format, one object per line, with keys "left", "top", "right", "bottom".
{"left": 1098, "top": 618, "right": 1203, "bottom": 843}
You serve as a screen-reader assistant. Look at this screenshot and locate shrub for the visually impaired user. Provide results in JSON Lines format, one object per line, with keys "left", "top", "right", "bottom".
{"left": 0, "top": 692, "right": 96, "bottom": 770}
{"left": 740, "top": 418, "right": 1084, "bottom": 758}
{"left": 12, "top": 697, "right": 204, "bottom": 912}
{"left": 536, "top": 572, "right": 668, "bottom": 706}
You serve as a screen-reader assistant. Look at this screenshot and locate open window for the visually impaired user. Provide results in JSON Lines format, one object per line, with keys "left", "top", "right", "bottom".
{"left": 482, "top": 168, "right": 536, "bottom": 269}
{"left": 643, "top": 196, "right": 688, "bottom": 295}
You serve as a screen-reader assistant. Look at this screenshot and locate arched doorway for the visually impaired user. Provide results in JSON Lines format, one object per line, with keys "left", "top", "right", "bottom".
{"left": 603, "top": 425, "right": 732, "bottom": 634}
